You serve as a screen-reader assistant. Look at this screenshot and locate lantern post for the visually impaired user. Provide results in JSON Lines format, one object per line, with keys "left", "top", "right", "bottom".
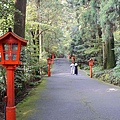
{"left": 52, "top": 53, "right": 54, "bottom": 64}
{"left": 67, "top": 54, "right": 70, "bottom": 59}
{"left": 47, "top": 58, "right": 51, "bottom": 77}
{"left": 88, "top": 58, "right": 94, "bottom": 78}
{"left": 0, "top": 28, "right": 27, "bottom": 120}
{"left": 72, "top": 55, "right": 75, "bottom": 63}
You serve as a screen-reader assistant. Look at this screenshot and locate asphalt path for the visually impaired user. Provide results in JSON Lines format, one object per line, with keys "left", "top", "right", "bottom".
{"left": 27, "top": 58, "right": 120, "bottom": 120}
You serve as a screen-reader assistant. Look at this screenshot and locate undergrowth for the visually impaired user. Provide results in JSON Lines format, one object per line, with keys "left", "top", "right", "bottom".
{"left": 93, "top": 65, "right": 120, "bottom": 86}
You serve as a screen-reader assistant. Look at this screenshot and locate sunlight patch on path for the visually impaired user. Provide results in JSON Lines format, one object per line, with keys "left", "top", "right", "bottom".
{"left": 107, "top": 88, "right": 118, "bottom": 92}
{"left": 53, "top": 73, "right": 71, "bottom": 76}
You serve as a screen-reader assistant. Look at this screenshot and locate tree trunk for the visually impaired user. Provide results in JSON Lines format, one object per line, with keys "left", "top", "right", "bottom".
{"left": 37, "top": 0, "right": 43, "bottom": 60}
{"left": 14, "top": 0, "right": 27, "bottom": 38}
{"left": 13, "top": 0, "right": 27, "bottom": 79}
{"left": 103, "top": 31, "right": 116, "bottom": 69}
{"left": 103, "top": 41, "right": 107, "bottom": 69}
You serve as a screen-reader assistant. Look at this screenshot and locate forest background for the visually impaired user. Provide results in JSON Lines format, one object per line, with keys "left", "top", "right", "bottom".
{"left": 0, "top": 0, "right": 120, "bottom": 117}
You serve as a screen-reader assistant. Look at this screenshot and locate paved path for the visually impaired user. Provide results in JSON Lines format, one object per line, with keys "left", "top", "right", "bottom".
{"left": 27, "top": 58, "right": 120, "bottom": 120}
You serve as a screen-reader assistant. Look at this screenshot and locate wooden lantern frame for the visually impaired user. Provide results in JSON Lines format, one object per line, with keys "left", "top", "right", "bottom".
{"left": 0, "top": 31, "right": 27, "bottom": 65}
{"left": 47, "top": 58, "right": 52, "bottom": 65}
{"left": 88, "top": 58, "right": 94, "bottom": 66}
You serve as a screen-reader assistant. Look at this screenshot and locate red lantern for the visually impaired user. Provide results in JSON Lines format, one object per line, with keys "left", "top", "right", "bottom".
{"left": 0, "top": 30, "right": 27, "bottom": 66}
{"left": 47, "top": 58, "right": 51, "bottom": 76}
{"left": 88, "top": 58, "right": 94, "bottom": 78}
{"left": 0, "top": 28, "right": 27, "bottom": 120}
{"left": 88, "top": 58, "right": 94, "bottom": 66}
{"left": 47, "top": 58, "right": 51, "bottom": 65}
{"left": 52, "top": 53, "right": 55, "bottom": 64}
{"left": 72, "top": 55, "right": 75, "bottom": 63}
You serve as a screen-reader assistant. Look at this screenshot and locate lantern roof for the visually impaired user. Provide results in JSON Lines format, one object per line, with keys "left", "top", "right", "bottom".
{"left": 89, "top": 58, "right": 94, "bottom": 61}
{"left": 0, "top": 31, "right": 27, "bottom": 46}
{"left": 47, "top": 58, "right": 51, "bottom": 60}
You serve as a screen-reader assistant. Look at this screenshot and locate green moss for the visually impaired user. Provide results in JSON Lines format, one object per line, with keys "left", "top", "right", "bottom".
{"left": 104, "top": 74, "right": 109, "bottom": 80}
{"left": 16, "top": 79, "right": 46, "bottom": 120}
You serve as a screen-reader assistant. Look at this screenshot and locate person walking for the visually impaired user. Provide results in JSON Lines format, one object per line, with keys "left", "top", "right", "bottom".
{"left": 74, "top": 62, "right": 78, "bottom": 75}
{"left": 70, "top": 62, "right": 75, "bottom": 75}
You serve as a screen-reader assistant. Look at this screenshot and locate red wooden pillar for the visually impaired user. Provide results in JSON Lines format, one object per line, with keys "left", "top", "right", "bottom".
{"left": 48, "top": 64, "right": 51, "bottom": 76}
{"left": 90, "top": 65, "right": 92, "bottom": 78}
{"left": 6, "top": 66, "right": 16, "bottom": 120}
{"left": 52, "top": 53, "right": 54, "bottom": 64}
{"left": 88, "top": 58, "right": 94, "bottom": 78}
{"left": 68, "top": 54, "right": 70, "bottom": 59}
{"left": 47, "top": 58, "right": 51, "bottom": 77}
{"left": 72, "top": 55, "right": 75, "bottom": 63}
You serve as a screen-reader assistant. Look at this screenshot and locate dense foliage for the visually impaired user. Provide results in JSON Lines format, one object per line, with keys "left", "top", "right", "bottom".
{"left": 0, "top": 0, "right": 15, "bottom": 34}
{"left": 67, "top": 0, "right": 120, "bottom": 84}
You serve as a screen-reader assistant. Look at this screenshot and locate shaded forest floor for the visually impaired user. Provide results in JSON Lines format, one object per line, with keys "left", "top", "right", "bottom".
{"left": 93, "top": 67, "right": 120, "bottom": 87}
{"left": 84, "top": 66, "right": 120, "bottom": 87}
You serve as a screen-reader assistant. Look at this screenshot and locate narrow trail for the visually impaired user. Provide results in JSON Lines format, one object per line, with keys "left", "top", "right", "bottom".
{"left": 27, "top": 58, "right": 120, "bottom": 120}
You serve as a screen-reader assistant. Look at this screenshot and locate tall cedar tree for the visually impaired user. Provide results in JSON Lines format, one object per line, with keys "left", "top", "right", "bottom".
{"left": 100, "top": 0, "right": 118, "bottom": 69}
{"left": 14, "top": 0, "right": 27, "bottom": 89}
{"left": 14, "top": 0, "right": 27, "bottom": 38}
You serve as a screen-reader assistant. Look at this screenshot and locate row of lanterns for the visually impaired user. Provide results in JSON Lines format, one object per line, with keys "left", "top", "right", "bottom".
{"left": 0, "top": 28, "right": 55, "bottom": 120}
{"left": 0, "top": 28, "right": 94, "bottom": 120}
